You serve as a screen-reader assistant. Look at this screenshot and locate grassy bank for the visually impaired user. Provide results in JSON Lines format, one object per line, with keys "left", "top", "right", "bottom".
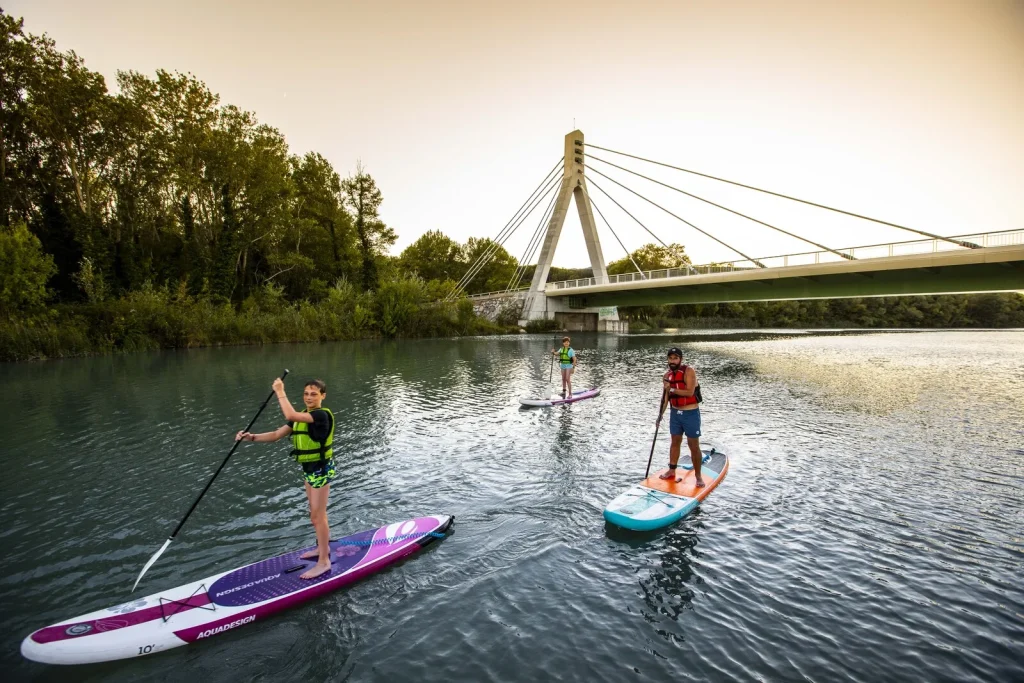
{"left": 1, "top": 281, "right": 512, "bottom": 362}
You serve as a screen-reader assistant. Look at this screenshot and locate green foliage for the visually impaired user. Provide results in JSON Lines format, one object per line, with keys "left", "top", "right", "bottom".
{"left": 608, "top": 243, "right": 690, "bottom": 275}
{"left": 620, "top": 294, "right": 1024, "bottom": 330}
{"left": 2, "top": 12, "right": 1018, "bottom": 362}
{"left": 376, "top": 274, "right": 426, "bottom": 337}
{"left": 546, "top": 266, "right": 593, "bottom": 282}
{"left": 0, "top": 272, "right": 517, "bottom": 361}
{"left": 0, "top": 222, "right": 56, "bottom": 314}
{"left": 525, "top": 319, "right": 560, "bottom": 333}
{"left": 71, "top": 256, "right": 108, "bottom": 303}
{"left": 341, "top": 165, "right": 396, "bottom": 291}
{"left": 399, "top": 230, "right": 464, "bottom": 282}
{"left": 461, "top": 237, "right": 518, "bottom": 293}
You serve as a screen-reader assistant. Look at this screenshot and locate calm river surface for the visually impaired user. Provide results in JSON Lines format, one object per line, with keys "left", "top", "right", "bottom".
{"left": 1, "top": 330, "right": 1022, "bottom": 682}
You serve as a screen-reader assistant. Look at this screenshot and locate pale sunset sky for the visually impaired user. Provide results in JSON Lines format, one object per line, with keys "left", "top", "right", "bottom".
{"left": 7, "top": 0, "right": 1023, "bottom": 268}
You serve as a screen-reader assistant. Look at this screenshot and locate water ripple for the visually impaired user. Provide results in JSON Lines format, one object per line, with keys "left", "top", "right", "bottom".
{"left": 0, "top": 331, "right": 1022, "bottom": 681}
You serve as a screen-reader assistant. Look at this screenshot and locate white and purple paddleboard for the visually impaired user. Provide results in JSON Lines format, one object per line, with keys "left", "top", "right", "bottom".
{"left": 519, "top": 387, "right": 601, "bottom": 407}
{"left": 21, "top": 515, "right": 453, "bottom": 665}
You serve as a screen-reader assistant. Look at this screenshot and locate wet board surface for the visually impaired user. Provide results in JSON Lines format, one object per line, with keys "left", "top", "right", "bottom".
{"left": 641, "top": 450, "right": 729, "bottom": 501}
{"left": 519, "top": 387, "right": 601, "bottom": 407}
{"left": 604, "top": 450, "right": 729, "bottom": 531}
{"left": 21, "top": 515, "right": 453, "bottom": 665}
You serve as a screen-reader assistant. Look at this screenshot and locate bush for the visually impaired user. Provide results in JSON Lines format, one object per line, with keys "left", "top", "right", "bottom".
{"left": 0, "top": 222, "right": 57, "bottom": 316}
{"left": 375, "top": 274, "right": 426, "bottom": 337}
{"left": 525, "top": 319, "right": 559, "bottom": 333}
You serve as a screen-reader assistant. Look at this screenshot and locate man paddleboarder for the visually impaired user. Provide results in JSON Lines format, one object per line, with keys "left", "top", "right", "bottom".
{"left": 656, "top": 348, "right": 704, "bottom": 487}
{"left": 237, "top": 377, "right": 335, "bottom": 579}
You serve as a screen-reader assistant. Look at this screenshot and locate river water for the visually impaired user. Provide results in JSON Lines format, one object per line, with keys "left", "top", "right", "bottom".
{"left": 1, "top": 330, "right": 1022, "bottom": 682}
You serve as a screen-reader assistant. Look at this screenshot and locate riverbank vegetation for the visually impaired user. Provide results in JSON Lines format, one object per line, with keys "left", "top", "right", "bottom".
{"left": 1, "top": 12, "right": 522, "bottom": 361}
{"left": 3, "top": 11, "right": 1019, "bottom": 362}
{"left": 622, "top": 294, "right": 1024, "bottom": 331}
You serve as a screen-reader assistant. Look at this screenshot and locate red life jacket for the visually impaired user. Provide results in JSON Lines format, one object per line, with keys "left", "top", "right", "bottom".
{"left": 664, "top": 365, "right": 698, "bottom": 408}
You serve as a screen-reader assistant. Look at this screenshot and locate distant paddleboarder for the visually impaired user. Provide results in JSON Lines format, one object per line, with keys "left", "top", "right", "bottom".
{"left": 551, "top": 336, "right": 577, "bottom": 398}
{"left": 655, "top": 348, "right": 704, "bottom": 487}
{"left": 237, "top": 378, "right": 335, "bottom": 579}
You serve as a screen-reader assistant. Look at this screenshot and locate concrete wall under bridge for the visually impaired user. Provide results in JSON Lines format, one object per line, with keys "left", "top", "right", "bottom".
{"left": 470, "top": 293, "right": 524, "bottom": 323}
{"left": 554, "top": 311, "right": 629, "bottom": 333}
{"left": 468, "top": 291, "right": 628, "bottom": 332}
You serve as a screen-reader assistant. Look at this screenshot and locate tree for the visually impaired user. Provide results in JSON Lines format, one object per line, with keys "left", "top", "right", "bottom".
{"left": 607, "top": 242, "right": 690, "bottom": 275}
{"left": 0, "top": 221, "right": 56, "bottom": 316}
{"left": 399, "top": 230, "right": 464, "bottom": 282}
{"left": 340, "top": 164, "right": 396, "bottom": 291}
{"left": 291, "top": 152, "right": 355, "bottom": 281}
{"left": 461, "top": 237, "right": 518, "bottom": 294}
{"left": 0, "top": 11, "right": 36, "bottom": 226}
{"left": 209, "top": 183, "right": 237, "bottom": 302}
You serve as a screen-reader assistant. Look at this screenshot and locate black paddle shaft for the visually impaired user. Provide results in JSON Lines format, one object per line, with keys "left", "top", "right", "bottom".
{"left": 644, "top": 387, "right": 668, "bottom": 479}
{"left": 168, "top": 369, "right": 289, "bottom": 539}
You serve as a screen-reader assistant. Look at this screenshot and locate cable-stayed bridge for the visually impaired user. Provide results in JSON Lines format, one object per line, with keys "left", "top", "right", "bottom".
{"left": 448, "top": 130, "right": 1023, "bottom": 331}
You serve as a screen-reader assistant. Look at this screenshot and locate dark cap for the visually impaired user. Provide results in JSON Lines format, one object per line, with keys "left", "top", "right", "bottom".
{"left": 667, "top": 347, "right": 683, "bottom": 358}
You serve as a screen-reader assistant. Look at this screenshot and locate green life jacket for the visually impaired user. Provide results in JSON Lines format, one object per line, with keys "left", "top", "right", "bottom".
{"left": 290, "top": 407, "right": 335, "bottom": 464}
{"left": 559, "top": 347, "right": 573, "bottom": 364}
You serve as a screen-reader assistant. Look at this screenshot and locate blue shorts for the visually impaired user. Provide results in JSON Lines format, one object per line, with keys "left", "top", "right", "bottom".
{"left": 560, "top": 363, "right": 574, "bottom": 371}
{"left": 669, "top": 408, "right": 701, "bottom": 438}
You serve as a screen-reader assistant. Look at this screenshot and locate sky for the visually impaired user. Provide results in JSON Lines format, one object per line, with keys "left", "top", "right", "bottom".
{"left": 7, "top": 0, "right": 1024, "bottom": 269}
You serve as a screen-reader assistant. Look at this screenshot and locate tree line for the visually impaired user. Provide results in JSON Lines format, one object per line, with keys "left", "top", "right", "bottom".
{"left": 0, "top": 11, "right": 531, "bottom": 360}
{"left": 1, "top": 10, "right": 1019, "bottom": 361}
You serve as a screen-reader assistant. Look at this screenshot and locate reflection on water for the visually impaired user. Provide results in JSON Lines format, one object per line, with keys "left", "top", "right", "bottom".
{"left": 691, "top": 329, "right": 1024, "bottom": 415}
{"left": 1, "top": 330, "right": 1022, "bottom": 682}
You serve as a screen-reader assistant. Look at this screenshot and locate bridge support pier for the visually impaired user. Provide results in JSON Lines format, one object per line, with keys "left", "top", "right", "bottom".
{"left": 519, "top": 129, "right": 623, "bottom": 331}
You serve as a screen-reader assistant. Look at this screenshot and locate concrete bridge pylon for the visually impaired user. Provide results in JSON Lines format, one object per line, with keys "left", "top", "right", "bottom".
{"left": 520, "top": 130, "right": 622, "bottom": 330}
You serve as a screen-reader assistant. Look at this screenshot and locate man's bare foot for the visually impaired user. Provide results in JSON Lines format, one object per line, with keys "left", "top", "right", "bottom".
{"left": 300, "top": 561, "right": 331, "bottom": 580}
{"left": 659, "top": 470, "right": 676, "bottom": 480}
{"left": 694, "top": 478, "right": 706, "bottom": 488}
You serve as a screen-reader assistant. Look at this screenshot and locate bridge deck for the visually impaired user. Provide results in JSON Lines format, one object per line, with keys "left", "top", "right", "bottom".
{"left": 543, "top": 243, "right": 1024, "bottom": 307}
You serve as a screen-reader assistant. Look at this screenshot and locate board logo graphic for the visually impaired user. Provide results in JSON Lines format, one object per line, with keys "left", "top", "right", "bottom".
{"left": 65, "top": 623, "right": 92, "bottom": 636}
{"left": 107, "top": 598, "right": 147, "bottom": 614}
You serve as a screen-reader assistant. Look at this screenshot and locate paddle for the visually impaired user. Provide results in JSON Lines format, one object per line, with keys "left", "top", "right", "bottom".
{"left": 546, "top": 342, "right": 555, "bottom": 399}
{"left": 131, "top": 369, "right": 289, "bottom": 592}
{"left": 643, "top": 387, "right": 668, "bottom": 479}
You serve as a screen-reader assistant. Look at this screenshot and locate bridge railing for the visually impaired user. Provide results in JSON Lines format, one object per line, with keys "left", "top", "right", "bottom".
{"left": 464, "top": 286, "right": 530, "bottom": 300}
{"left": 547, "top": 229, "right": 1024, "bottom": 291}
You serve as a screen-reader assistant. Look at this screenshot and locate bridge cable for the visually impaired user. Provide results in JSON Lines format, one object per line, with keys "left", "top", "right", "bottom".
{"left": 507, "top": 179, "right": 560, "bottom": 291}
{"left": 448, "top": 160, "right": 561, "bottom": 298}
{"left": 583, "top": 187, "right": 646, "bottom": 279}
{"left": 508, "top": 178, "right": 560, "bottom": 290}
{"left": 449, "top": 173, "right": 560, "bottom": 300}
{"left": 586, "top": 170, "right": 765, "bottom": 267}
{"left": 585, "top": 178, "right": 696, "bottom": 273}
{"left": 585, "top": 143, "right": 980, "bottom": 249}
{"left": 449, "top": 172, "right": 562, "bottom": 300}
{"left": 505, "top": 181, "right": 561, "bottom": 290}
{"left": 512, "top": 182, "right": 562, "bottom": 291}
{"left": 446, "top": 162, "right": 562, "bottom": 300}
{"left": 587, "top": 153, "right": 855, "bottom": 261}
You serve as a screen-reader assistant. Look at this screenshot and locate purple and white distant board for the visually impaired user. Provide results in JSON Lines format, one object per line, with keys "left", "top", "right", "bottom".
{"left": 519, "top": 387, "right": 601, "bottom": 407}
{"left": 21, "top": 515, "right": 453, "bottom": 665}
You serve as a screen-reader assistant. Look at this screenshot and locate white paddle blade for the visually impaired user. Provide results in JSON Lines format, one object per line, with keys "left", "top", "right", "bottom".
{"left": 132, "top": 538, "right": 172, "bottom": 592}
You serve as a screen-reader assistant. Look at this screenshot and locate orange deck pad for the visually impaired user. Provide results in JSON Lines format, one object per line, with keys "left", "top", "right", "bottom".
{"left": 642, "top": 458, "right": 729, "bottom": 502}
